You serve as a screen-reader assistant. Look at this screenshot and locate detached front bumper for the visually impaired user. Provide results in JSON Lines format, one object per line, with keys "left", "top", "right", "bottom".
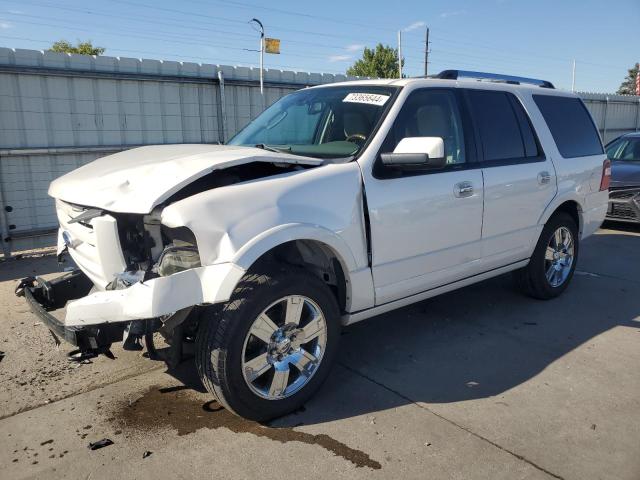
{"left": 15, "top": 271, "right": 127, "bottom": 351}
{"left": 16, "top": 262, "right": 246, "bottom": 349}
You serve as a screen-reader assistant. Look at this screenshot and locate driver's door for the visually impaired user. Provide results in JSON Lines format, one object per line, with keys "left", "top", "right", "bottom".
{"left": 362, "top": 88, "right": 484, "bottom": 305}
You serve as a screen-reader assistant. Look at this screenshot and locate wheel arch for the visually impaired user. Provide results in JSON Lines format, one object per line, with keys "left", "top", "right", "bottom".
{"left": 540, "top": 197, "right": 584, "bottom": 236}
{"left": 230, "top": 224, "right": 366, "bottom": 314}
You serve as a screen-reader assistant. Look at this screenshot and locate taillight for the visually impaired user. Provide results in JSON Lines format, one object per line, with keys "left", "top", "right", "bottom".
{"left": 599, "top": 159, "right": 611, "bottom": 191}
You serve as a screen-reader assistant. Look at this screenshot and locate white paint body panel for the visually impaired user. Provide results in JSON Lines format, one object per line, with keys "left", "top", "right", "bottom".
{"left": 365, "top": 168, "right": 484, "bottom": 305}
{"left": 45, "top": 77, "right": 608, "bottom": 329}
{"left": 160, "top": 162, "right": 373, "bottom": 312}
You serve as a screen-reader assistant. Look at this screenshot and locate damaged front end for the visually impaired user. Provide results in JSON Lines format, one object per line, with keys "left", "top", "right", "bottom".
{"left": 16, "top": 144, "right": 325, "bottom": 360}
{"left": 16, "top": 204, "right": 243, "bottom": 361}
{"left": 15, "top": 271, "right": 126, "bottom": 357}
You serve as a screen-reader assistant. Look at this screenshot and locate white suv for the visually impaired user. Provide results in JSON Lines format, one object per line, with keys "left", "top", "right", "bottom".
{"left": 17, "top": 70, "right": 610, "bottom": 420}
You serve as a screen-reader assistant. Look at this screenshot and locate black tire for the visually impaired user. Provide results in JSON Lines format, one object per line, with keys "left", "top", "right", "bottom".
{"left": 195, "top": 268, "right": 341, "bottom": 421}
{"left": 513, "top": 212, "right": 579, "bottom": 300}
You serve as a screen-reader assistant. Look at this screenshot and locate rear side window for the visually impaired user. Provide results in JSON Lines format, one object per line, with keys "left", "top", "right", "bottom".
{"left": 533, "top": 95, "right": 603, "bottom": 158}
{"left": 467, "top": 90, "right": 538, "bottom": 161}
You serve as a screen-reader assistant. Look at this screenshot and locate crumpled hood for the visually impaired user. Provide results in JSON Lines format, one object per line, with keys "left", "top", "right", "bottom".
{"left": 611, "top": 160, "right": 640, "bottom": 188}
{"left": 48, "top": 144, "right": 322, "bottom": 213}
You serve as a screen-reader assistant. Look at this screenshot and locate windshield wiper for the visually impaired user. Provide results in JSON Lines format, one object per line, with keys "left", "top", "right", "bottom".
{"left": 254, "top": 143, "right": 292, "bottom": 153}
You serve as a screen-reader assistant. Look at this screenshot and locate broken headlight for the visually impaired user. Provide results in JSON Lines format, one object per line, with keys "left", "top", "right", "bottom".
{"left": 154, "top": 244, "right": 201, "bottom": 276}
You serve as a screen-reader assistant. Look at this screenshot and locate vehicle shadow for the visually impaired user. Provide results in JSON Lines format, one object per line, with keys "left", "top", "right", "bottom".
{"left": 602, "top": 220, "right": 640, "bottom": 234}
{"left": 162, "top": 230, "right": 639, "bottom": 427}
{"left": 0, "top": 252, "right": 63, "bottom": 283}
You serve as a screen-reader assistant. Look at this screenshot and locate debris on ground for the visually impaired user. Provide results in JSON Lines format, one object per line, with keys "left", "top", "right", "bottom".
{"left": 88, "top": 438, "right": 114, "bottom": 450}
{"left": 0, "top": 351, "right": 5, "bottom": 362}
{"left": 142, "top": 450, "right": 152, "bottom": 459}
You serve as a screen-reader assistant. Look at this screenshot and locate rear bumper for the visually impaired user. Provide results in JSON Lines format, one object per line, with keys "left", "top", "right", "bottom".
{"left": 16, "top": 271, "right": 127, "bottom": 351}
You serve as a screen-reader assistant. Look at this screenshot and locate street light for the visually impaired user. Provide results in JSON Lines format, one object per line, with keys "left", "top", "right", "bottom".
{"left": 249, "top": 18, "right": 264, "bottom": 95}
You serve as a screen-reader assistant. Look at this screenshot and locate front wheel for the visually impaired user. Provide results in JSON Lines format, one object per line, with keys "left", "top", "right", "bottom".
{"left": 195, "top": 268, "right": 341, "bottom": 421}
{"left": 514, "top": 212, "right": 579, "bottom": 300}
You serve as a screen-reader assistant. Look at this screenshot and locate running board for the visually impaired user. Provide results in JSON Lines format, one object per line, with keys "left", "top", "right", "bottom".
{"left": 342, "top": 259, "right": 529, "bottom": 325}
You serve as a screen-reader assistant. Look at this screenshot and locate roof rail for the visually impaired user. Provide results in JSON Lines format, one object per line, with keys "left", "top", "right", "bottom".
{"left": 433, "top": 70, "right": 555, "bottom": 89}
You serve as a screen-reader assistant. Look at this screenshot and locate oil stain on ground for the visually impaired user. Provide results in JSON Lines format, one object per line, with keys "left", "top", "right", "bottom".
{"left": 113, "top": 385, "right": 381, "bottom": 470}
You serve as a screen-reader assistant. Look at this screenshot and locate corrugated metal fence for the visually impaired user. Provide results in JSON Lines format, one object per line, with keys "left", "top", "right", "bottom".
{"left": 0, "top": 48, "right": 355, "bottom": 256}
{"left": 1, "top": 48, "right": 639, "bottom": 257}
{"left": 580, "top": 92, "right": 640, "bottom": 144}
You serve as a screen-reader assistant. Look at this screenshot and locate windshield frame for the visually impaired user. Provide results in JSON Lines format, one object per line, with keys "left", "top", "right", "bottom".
{"left": 227, "top": 84, "right": 403, "bottom": 161}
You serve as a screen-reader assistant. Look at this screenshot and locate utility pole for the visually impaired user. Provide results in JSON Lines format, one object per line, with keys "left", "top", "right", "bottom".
{"left": 424, "top": 27, "right": 430, "bottom": 76}
{"left": 397, "top": 30, "right": 403, "bottom": 78}
{"left": 250, "top": 18, "right": 265, "bottom": 95}
{"left": 571, "top": 59, "right": 576, "bottom": 92}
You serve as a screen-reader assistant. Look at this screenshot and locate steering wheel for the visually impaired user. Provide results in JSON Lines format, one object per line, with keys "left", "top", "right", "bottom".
{"left": 346, "top": 133, "right": 367, "bottom": 144}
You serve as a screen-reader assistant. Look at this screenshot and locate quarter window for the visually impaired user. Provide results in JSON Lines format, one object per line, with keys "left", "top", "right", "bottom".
{"left": 533, "top": 95, "right": 603, "bottom": 158}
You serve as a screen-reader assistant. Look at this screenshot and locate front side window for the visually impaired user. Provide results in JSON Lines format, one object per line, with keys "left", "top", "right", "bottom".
{"left": 607, "top": 137, "right": 640, "bottom": 162}
{"left": 533, "top": 95, "right": 603, "bottom": 158}
{"left": 380, "top": 89, "right": 466, "bottom": 165}
{"left": 228, "top": 86, "right": 398, "bottom": 159}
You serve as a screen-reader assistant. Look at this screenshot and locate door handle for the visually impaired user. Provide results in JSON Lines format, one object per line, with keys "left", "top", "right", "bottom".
{"left": 537, "top": 171, "right": 551, "bottom": 185}
{"left": 454, "top": 181, "right": 474, "bottom": 198}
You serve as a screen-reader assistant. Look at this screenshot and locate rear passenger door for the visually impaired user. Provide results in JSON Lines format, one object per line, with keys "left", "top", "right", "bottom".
{"left": 465, "top": 89, "right": 556, "bottom": 268}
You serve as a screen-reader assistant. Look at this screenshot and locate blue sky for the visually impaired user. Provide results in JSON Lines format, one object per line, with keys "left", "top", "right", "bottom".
{"left": 0, "top": 0, "right": 638, "bottom": 93}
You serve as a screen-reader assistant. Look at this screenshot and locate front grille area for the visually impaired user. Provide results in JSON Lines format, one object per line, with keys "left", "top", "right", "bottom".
{"left": 610, "top": 203, "right": 637, "bottom": 220}
{"left": 609, "top": 188, "right": 640, "bottom": 200}
{"left": 56, "top": 200, "right": 127, "bottom": 288}
{"left": 607, "top": 188, "right": 640, "bottom": 223}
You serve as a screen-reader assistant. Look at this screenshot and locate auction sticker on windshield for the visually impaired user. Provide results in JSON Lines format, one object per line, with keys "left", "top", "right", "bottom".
{"left": 343, "top": 93, "right": 390, "bottom": 106}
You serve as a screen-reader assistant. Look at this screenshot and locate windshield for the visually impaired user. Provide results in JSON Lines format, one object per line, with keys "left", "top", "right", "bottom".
{"left": 227, "top": 85, "right": 398, "bottom": 159}
{"left": 606, "top": 137, "right": 640, "bottom": 162}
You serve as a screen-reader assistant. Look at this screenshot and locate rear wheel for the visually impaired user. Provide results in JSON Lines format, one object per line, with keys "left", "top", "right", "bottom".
{"left": 195, "top": 268, "right": 340, "bottom": 421}
{"left": 514, "top": 212, "right": 579, "bottom": 300}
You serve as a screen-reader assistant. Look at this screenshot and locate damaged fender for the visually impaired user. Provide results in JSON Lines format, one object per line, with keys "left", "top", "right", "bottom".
{"left": 161, "top": 161, "right": 375, "bottom": 312}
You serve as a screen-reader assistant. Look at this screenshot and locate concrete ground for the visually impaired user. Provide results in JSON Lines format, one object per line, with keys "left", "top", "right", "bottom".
{"left": 0, "top": 224, "right": 638, "bottom": 480}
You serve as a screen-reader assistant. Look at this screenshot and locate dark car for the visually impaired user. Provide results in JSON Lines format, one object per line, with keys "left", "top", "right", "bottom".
{"left": 605, "top": 132, "right": 640, "bottom": 223}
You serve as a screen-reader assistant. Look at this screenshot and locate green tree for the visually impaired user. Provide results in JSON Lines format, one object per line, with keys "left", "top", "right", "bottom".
{"left": 347, "top": 44, "right": 403, "bottom": 79}
{"left": 617, "top": 63, "right": 639, "bottom": 95}
{"left": 49, "top": 40, "right": 105, "bottom": 56}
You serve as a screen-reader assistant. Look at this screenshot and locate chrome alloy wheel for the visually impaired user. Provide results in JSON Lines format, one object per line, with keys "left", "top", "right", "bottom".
{"left": 241, "top": 295, "right": 327, "bottom": 400}
{"left": 545, "top": 226, "right": 575, "bottom": 287}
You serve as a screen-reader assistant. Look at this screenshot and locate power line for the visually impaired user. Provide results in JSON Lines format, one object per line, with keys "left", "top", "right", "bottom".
{"left": 184, "top": 0, "right": 400, "bottom": 33}
{"left": 0, "top": 0, "right": 624, "bottom": 85}
{"left": 0, "top": 2, "right": 424, "bottom": 59}
{"left": 0, "top": 14, "right": 425, "bottom": 67}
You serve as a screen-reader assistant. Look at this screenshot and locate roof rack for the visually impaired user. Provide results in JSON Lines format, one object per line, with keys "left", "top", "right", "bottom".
{"left": 432, "top": 70, "right": 555, "bottom": 89}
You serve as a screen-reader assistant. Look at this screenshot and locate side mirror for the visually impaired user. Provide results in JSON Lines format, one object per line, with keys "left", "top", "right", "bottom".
{"left": 380, "top": 137, "right": 446, "bottom": 169}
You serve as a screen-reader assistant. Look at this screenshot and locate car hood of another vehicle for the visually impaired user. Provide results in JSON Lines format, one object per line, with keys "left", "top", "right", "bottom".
{"left": 48, "top": 144, "right": 323, "bottom": 214}
{"left": 610, "top": 160, "right": 640, "bottom": 188}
